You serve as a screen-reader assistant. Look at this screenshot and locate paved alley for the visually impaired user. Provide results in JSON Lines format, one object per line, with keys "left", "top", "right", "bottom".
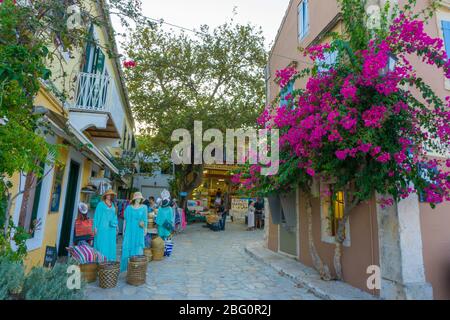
{"left": 85, "top": 222, "right": 321, "bottom": 300}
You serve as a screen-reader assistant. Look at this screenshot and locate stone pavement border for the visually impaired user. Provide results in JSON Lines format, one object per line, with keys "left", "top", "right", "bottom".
{"left": 245, "top": 241, "right": 378, "bottom": 300}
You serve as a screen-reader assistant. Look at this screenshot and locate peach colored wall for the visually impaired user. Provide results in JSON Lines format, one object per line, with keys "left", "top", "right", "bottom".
{"left": 298, "top": 193, "right": 380, "bottom": 296}
{"left": 267, "top": 211, "right": 279, "bottom": 252}
{"left": 402, "top": 0, "right": 450, "bottom": 300}
{"left": 268, "top": 0, "right": 340, "bottom": 104}
{"left": 420, "top": 202, "right": 450, "bottom": 300}
{"left": 266, "top": 0, "right": 378, "bottom": 295}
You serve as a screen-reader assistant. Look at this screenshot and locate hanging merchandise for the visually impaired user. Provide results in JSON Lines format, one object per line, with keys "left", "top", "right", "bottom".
{"left": 164, "top": 238, "right": 174, "bottom": 257}
{"left": 90, "top": 194, "right": 101, "bottom": 209}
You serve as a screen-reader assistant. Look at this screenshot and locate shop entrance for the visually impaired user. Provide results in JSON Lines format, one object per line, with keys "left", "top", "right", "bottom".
{"left": 58, "top": 160, "right": 80, "bottom": 256}
{"left": 279, "top": 193, "right": 298, "bottom": 257}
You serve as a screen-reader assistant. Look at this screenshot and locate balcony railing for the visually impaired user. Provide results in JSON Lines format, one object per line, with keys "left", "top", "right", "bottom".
{"left": 71, "top": 72, "right": 111, "bottom": 112}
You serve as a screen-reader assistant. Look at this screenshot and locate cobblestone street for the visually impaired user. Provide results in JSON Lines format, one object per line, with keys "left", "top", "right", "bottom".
{"left": 85, "top": 222, "right": 321, "bottom": 300}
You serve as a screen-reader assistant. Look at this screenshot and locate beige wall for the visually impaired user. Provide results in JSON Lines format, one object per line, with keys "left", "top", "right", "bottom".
{"left": 297, "top": 193, "right": 380, "bottom": 296}
{"left": 403, "top": 0, "right": 450, "bottom": 300}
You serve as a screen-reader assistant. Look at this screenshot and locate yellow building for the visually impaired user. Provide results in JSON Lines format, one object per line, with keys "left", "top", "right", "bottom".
{"left": 7, "top": 1, "right": 135, "bottom": 270}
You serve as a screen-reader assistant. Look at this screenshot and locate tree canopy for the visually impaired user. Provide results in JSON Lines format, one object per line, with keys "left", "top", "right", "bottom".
{"left": 124, "top": 19, "right": 267, "bottom": 194}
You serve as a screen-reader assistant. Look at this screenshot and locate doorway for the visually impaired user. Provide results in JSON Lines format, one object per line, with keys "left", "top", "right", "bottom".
{"left": 279, "top": 192, "right": 298, "bottom": 257}
{"left": 58, "top": 160, "right": 80, "bottom": 256}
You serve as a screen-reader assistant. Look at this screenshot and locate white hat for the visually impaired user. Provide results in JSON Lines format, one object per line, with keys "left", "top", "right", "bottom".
{"left": 161, "top": 189, "right": 171, "bottom": 201}
{"left": 78, "top": 202, "right": 88, "bottom": 214}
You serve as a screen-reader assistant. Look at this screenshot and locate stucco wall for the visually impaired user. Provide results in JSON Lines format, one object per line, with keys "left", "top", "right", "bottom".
{"left": 297, "top": 193, "right": 380, "bottom": 296}
{"left": 24, "top": 141, "right": 69, "bottom": 271}
{"left": 267, "top": 211, "right": 279, "bottom": 252}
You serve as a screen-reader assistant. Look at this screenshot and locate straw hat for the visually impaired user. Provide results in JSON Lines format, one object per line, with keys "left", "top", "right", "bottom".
{"left": 131, "top": 192, "right": 144, "bottom": 202}
{"left": 102, "top": 189, "right": 116, "bottom": 200}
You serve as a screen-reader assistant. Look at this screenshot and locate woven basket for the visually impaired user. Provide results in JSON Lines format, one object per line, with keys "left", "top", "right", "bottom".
{"left": 151, "top": 247, "right": 164, "bottom": 261}
{"left": 126, "top": 256, "right": 148, "bottom": 286}
{"left": 143, "top": 248, "right": 153, "bottom": 262}
{"left": 206, "top": 214, "right": 219, "bottom": 224}
{"left": 79, "top": 263, "right": 98, "bottom": 283}
{"left": 98, "top": 262, "right": 120, "bottom": 289}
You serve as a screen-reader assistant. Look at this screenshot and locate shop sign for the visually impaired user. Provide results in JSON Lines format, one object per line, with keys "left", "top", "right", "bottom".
{"left": 231, "top": 198, "right": 250, "bottom": 213}
{"left": 43, "top": 246, "right": 57, "bottom": 268}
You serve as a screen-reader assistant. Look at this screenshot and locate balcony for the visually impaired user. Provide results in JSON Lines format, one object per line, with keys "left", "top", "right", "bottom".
{"left": 69, "top": 72, "right": 121, "bottom": 139}
{"left": 72, "top": 72, "right": 111, "bottom": 112}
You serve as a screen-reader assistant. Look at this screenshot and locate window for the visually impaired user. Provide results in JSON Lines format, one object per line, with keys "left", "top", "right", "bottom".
{"left": 298, "top": 0, "right": 309, "bottom": 40}
{"left": 442, "top": 20, "right": 450, "bottom": 55}
{"left": 280, "top": 81, "right": 294, "bottom": 108}
{"left": 317, "top": 51, "right": 338, "bottom": 73}
{"left": 18, "top": 164, "right": 45, "bottom": 235}
{"left": 320, "top": 184, "right": 350, "bottom": 246}
{"left": 330, "top": 191, "right": 345, "bottom": 237}
{"left": 83, "top": 25, "right": 106, "bottom": 75}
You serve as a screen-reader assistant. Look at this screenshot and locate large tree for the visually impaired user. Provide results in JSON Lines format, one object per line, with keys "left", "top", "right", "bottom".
{"left": 124, "top": 20, "right": 267, "bottom": 198}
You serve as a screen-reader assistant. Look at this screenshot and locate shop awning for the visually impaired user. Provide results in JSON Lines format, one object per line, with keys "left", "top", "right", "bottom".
{"left": 41, "top": 108, "right": 119, "bottom": 175}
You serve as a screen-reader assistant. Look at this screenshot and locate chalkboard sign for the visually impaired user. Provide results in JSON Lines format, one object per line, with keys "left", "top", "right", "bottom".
{"left": 43, "top": 246, "right": 57, "bottom": 268}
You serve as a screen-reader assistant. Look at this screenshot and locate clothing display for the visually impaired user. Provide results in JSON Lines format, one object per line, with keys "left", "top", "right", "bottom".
{"left": 93, "top": 201, "right": 118, "bottom": 262}
{"left": 155, "top": 205, "right": 174, "bottom": 240}
{"left": 120, "top": 204, "right": 148, "bottom": 272}
{"left": 248, "top": 206, "right": 255, "bottom": 228}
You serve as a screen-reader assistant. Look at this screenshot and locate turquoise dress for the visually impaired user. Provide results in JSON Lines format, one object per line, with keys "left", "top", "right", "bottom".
{"left": 93, "top": 201, "right": 118, "bottom": 261}
{"left": 120, "top": 205, "right": 147, "bottom": 272}
{"left": 156, "top": 206, "right": 174, "bottom": 240}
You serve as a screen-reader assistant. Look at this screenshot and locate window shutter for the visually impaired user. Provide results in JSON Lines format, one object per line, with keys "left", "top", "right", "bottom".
{"left": 83, "top": 25, "right": 94, "bottom": 73}
{"left": 298, "top": 2, "right": 304, "bottom": 39}
{"left": 442, "top": 20, "right": 450, "bottom": 55}
{"left": 280, "top": 81, "right": 294, "bottom": 107}
{"left": 304, "top": 0, "right": 309, "bottom": 35}
{"left": 95, "top": 49, "right": 106, "bottom": 74}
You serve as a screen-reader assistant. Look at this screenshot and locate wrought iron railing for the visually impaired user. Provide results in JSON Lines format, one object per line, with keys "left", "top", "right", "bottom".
{"left": 71, "top": 72, "right": 111, "bottom": 112}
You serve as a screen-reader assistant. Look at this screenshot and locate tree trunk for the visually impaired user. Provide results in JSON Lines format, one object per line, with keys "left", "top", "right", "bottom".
{"left": 179, "top": 164, "right": 204, "bottom": 210}
{"left": 3, "top": 193, "right": 12, "bottom": 237}
{"left": 333, "top": 215, "right": 349, "bottom": 281}
{"left": 306, "top": 194, "right": 332, "bottom": 281}
{"left": 333, "top": 194, "right": 358, "bottom": 281}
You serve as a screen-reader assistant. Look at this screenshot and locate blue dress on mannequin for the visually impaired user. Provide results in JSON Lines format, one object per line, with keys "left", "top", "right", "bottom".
{"left": 93, "top": 201, "right": 118, "bottom": 261}
{"left": 120, "top": 205, "right": 147, "bottom": 272}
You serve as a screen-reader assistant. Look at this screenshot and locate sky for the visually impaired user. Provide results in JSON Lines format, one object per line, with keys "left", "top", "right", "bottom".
{"left": 112, "top": 0, "right": 291, "bottom": 50}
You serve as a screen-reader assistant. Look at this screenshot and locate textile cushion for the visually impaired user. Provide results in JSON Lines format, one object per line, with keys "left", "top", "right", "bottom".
{"left": 67, "top": 244, "right": 107, "bottom": 264}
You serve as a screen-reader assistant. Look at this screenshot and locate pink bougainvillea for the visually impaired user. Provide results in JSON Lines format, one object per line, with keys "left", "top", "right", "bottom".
{"left": 123, "top": 60, "right": 137, "bottom": 68}
{"left": 232, "top": 13, "right": 450, "bottom": 207}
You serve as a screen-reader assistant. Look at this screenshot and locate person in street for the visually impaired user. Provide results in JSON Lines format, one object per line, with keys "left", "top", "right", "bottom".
{"left": 93, "top": 189, "right": 118, "bottom": 261}
{"left": 217, "top": 200, "right": 227, "bottom": 231}
{"left": 254, "top": 197, "right": 264, "bottom": 229}
{"left": 148, "top": 196, "right": 156, "bottom": 212}
{"left": 155, "top": 190, "right": 174, "bottom": 240}
{"left": 143, "top": 196, "right": 156, "bottom": 212}
{"left": 120, "top": 192, "right": 148, "bottom": 272}
{"left": 247, "top": 201, "right": 255, "bottom": 231}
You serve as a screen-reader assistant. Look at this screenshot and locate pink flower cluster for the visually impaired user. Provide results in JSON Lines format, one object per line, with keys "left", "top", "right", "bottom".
{"left": 362, "top": 105, "right": 387, "bottom": 128}
{"left": 275, "top": 67, "right": 297, "bottom": 88}
{"left": 123, "top": 60, "right": 137, "bottom": 68}
{"left": 242, "top": 15, "right": 450, "bottom": 206}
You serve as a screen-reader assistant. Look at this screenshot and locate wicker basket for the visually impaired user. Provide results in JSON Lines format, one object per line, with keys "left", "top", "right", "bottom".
{"left": 151, "top": 247, "right": 164, "bottom": 261}
{"left": 98, "top": 262, "right": 120, "bottom": 289}
{"left": 79, "top": 263, "right": 98, "bottom": 283}
{"left": 126, "top": 256, "right": 148, "bottom": 286}
{"left": 206, "top": 214, "right": 219, "bottom": 224}
{"left": 144, "top": 248, "right": 153, "bottom": 262}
